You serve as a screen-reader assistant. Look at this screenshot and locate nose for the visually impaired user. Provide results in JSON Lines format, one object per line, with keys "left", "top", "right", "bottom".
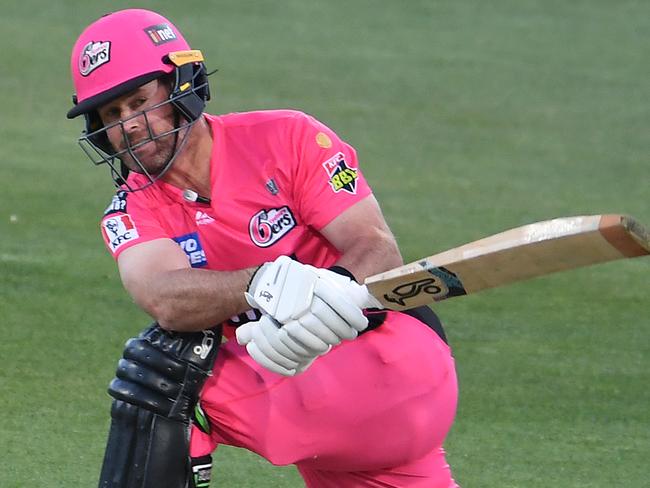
{"left": 122, "top": 109, "right": 145, "bottom": 134}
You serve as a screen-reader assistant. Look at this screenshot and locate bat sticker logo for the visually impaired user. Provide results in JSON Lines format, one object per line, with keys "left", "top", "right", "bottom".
{"left": 382, "top": 266, "right": 467, "bottom": 306}
{"left": 383, "top": 277, "right": 446, "bottom": 306}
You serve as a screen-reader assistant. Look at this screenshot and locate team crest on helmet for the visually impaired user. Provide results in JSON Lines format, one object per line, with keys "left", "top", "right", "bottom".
{"left": 79, "top": 41, "right": 111, "bottom": 76}
{"left": 321, "top": 152, "right": 359, "bottom": 195}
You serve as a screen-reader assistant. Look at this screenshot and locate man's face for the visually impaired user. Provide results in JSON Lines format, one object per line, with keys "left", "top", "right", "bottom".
{"left": 97, "top": 79, "right": 177, "bottom": 175}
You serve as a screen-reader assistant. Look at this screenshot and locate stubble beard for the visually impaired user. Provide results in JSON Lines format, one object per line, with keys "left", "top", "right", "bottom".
{"left": 118, "top": 133, "right": 176, "bottom": 176}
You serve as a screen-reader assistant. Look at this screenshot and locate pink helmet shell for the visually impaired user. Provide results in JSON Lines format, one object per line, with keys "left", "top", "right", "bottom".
{"left": 67, "top": 9, "right": 191, "bottom": 118}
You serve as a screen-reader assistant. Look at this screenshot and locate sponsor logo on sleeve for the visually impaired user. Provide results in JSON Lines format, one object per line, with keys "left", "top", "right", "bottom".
{"left": 173, "top": 232, "right": 208, "bottom": 268}
{"left": 144, "top": 23, "right": 178, "bottom": 45}
{"left": 103, "top": 191, "right": 128, "bottom": 216}
{"left": 102, "top": 214, "right": 139, "bottom": 252}
{"left": 249, "top": 206, "right": 296, "bottom": 247}
{"left": 316, "top": 132, "right": 332, "bottom": 148}
{"left": 79, "top": 41, "right": 111, "bottom": 76}
{"left": 321, "top": 152, "right": 359, "bottom": 195}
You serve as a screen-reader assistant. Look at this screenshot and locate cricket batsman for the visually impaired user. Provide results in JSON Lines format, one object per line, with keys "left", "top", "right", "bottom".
{"left": 67, "top": 9, "right": 459, "bottom": 487}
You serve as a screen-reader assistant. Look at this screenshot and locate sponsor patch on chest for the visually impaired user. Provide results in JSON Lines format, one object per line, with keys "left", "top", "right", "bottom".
{"left": 173, "top": 232, "right": 208, "bottom": 268}
{"left": 249, "top": 206, "right": 296, "bottom": 247}
{"left": 102, "top": 214, "right": 139, "bottom": 252}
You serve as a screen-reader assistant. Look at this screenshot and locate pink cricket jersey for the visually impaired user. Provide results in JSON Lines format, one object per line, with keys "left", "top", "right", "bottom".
{"left": 101, "top": 110, "right": 371, "bottom": 269}
{"left": 100, "top": 109, "right": 372, "bottom": 334}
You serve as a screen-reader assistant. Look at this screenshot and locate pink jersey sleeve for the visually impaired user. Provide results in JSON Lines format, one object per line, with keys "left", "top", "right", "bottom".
{"left": 289, "top": 113, "right": 373, "bottom": 230}
{"left": 100, "top": 190, "right": 168, "bottom": 259}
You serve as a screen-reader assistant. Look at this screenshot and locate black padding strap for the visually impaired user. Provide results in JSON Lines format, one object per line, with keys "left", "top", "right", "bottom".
{"left": 403, "top": 305, "right": 447, "bottom": 344}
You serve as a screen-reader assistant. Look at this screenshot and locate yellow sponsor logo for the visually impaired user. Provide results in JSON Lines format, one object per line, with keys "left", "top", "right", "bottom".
{"left": 316, "top": 132, "right": 332, "bottom": 149}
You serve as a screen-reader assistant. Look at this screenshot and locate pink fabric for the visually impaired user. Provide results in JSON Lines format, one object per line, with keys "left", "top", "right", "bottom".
{"left": 99, "top": 109, "right": 458, "bottom": 484}
{"left": 191, "top": 312, "right": 458, "bottom": 487}
{"left": 101, "top": 110, "right": 372, "bottom": 271}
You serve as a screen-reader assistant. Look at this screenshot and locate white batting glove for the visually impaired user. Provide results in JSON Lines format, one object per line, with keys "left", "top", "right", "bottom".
{"left": 246, "top": 256, "right": 370, "bottom": 333}
{"left": 245, "top": 255, "right": 316, "bottom": 323}
{"left": 243, "top": 257, "right": 381, "bottom": 375}
{"left": 313, "top": 267, "right": 383, "bottom": 310}
{"left": 235, "top": 315, "right": 327, "bottom": 376}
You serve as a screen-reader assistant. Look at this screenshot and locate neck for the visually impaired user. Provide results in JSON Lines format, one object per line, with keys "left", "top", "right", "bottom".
{"left": 162, "top": 115, "right": 213, "bottom": 196}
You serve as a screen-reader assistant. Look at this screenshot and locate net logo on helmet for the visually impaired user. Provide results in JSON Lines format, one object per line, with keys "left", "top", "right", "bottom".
{"left": 144, "top": 23, "right": 177, "bottom": 46}
{"left": 79, "top": 41, "right": 111, "bottom": 77}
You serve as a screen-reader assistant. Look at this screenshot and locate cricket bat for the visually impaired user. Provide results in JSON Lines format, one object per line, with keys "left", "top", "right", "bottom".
{"left": 364, "top": 214, "right": 649, "bottom": 311}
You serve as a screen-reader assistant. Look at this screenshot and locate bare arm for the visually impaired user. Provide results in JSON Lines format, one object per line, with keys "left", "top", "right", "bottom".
{"left": 117, "top": 239, "right": 255, "bottom": 332}
{"left": 320, "top": 194, "right": 403, "bottom": 282}
{"left": 117, "top": 195, "right": 398, "bottom": 331}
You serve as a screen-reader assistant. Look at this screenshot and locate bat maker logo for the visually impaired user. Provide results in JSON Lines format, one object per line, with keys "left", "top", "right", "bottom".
{"left": 249, "top": 206, "right": 296, "bottom": 248}
{"left": 102, "top": 214, "right": 139, "bottom": 252}
{"left": 382, "top": 266, "right": 467, "bottom": 306}
{"left": 79, "top": 41, "right": 111, "bottom": 76}
{"left": 321, "top": 152, "right": 359, "bottom": 195}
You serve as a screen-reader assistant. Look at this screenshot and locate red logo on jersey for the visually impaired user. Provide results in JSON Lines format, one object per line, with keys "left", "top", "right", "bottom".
{"left": 249, "top": 206, "right": 296, "bottom": 247}
{"left": 102, "top": 214, "right": 139, "bottom": 252}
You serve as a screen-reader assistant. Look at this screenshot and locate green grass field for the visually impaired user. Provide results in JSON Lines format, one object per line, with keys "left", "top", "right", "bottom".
{"left": 1, "top": 0, "right": 648, "bottom": 486}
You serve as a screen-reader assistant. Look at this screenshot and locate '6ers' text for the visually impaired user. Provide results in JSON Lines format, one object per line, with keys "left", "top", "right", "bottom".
{"left": 249, "top": 206, "right": 296, "bottom": 247}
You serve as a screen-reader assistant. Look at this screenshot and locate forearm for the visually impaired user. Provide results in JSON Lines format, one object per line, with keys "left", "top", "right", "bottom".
{"left": 131, "top": 267, "right": 256, "bottom": 332}
{"left": 333, "top": 228, "right": 403, "bottom": 282}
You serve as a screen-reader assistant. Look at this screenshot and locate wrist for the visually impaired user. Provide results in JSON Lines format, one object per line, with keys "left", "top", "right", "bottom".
{"left": 328, "top": 265, "right": 357, "bottom": 282}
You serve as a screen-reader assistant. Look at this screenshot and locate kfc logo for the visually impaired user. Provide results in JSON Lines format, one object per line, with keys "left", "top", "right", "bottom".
{"left": 249, "top": 206, "right": 296, "bottom": 248}
{"left": 102, "top": 214, "right": 139, "bottom": 252}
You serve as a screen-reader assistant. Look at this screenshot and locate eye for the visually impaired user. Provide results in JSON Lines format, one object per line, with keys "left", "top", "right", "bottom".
{"left": 101, "top": 107, "right": 121, "bottom": 122}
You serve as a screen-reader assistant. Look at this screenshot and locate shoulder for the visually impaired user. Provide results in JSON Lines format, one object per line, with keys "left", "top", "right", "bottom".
{"left": 102, "top": 189, "right": 130, "bottom": 217}
{"left": 207, "top": 109, "right": 320, "bottom": 132}
{"left": 100, "top": 184, "right": 167, "bottom": 220}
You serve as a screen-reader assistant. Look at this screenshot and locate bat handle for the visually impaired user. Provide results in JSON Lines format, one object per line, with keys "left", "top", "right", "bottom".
{"left": 358, "top": 284, "right": 383, "bottom": 309}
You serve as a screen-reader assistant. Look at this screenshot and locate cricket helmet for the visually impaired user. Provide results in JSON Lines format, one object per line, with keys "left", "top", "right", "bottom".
{"left": 67, "top": 8, "right": 209, "bottom": 118}
{"left": 67, "top": 9, "right": 212, "bottom": 190}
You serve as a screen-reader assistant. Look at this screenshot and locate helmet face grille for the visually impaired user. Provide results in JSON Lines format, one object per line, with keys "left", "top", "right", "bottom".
{"left": 77, "top": 64, "right": 209, "bottom": 192}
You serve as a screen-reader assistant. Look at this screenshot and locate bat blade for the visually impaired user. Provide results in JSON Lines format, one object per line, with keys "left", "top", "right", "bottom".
{"left": 364, "top": 214, "right": 649, "bottom": 311}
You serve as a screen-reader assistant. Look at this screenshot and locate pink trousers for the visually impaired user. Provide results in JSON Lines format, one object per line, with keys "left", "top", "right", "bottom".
{"left": 191, "top": 311, "right": 459, "bottom": 487}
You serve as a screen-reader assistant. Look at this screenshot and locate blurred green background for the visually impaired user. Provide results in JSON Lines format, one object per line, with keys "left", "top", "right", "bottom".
{"left": 1, "top": 0, "right": 648, "bottom": 486}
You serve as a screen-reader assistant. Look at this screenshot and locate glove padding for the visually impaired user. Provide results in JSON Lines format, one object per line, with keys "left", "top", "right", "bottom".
{"left": 236, "top": 315, "right": 323, "bottom": 376}
{"left": 241, "top": 257, "right": 383, "bottom": 375}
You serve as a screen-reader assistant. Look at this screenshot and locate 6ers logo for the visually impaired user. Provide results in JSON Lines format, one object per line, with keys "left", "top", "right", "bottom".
{"left": 249, "top": 206, "right": 296, "bottom": 247}
{"left": 79, "top": 41, "right": 111, "bottom": 76}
